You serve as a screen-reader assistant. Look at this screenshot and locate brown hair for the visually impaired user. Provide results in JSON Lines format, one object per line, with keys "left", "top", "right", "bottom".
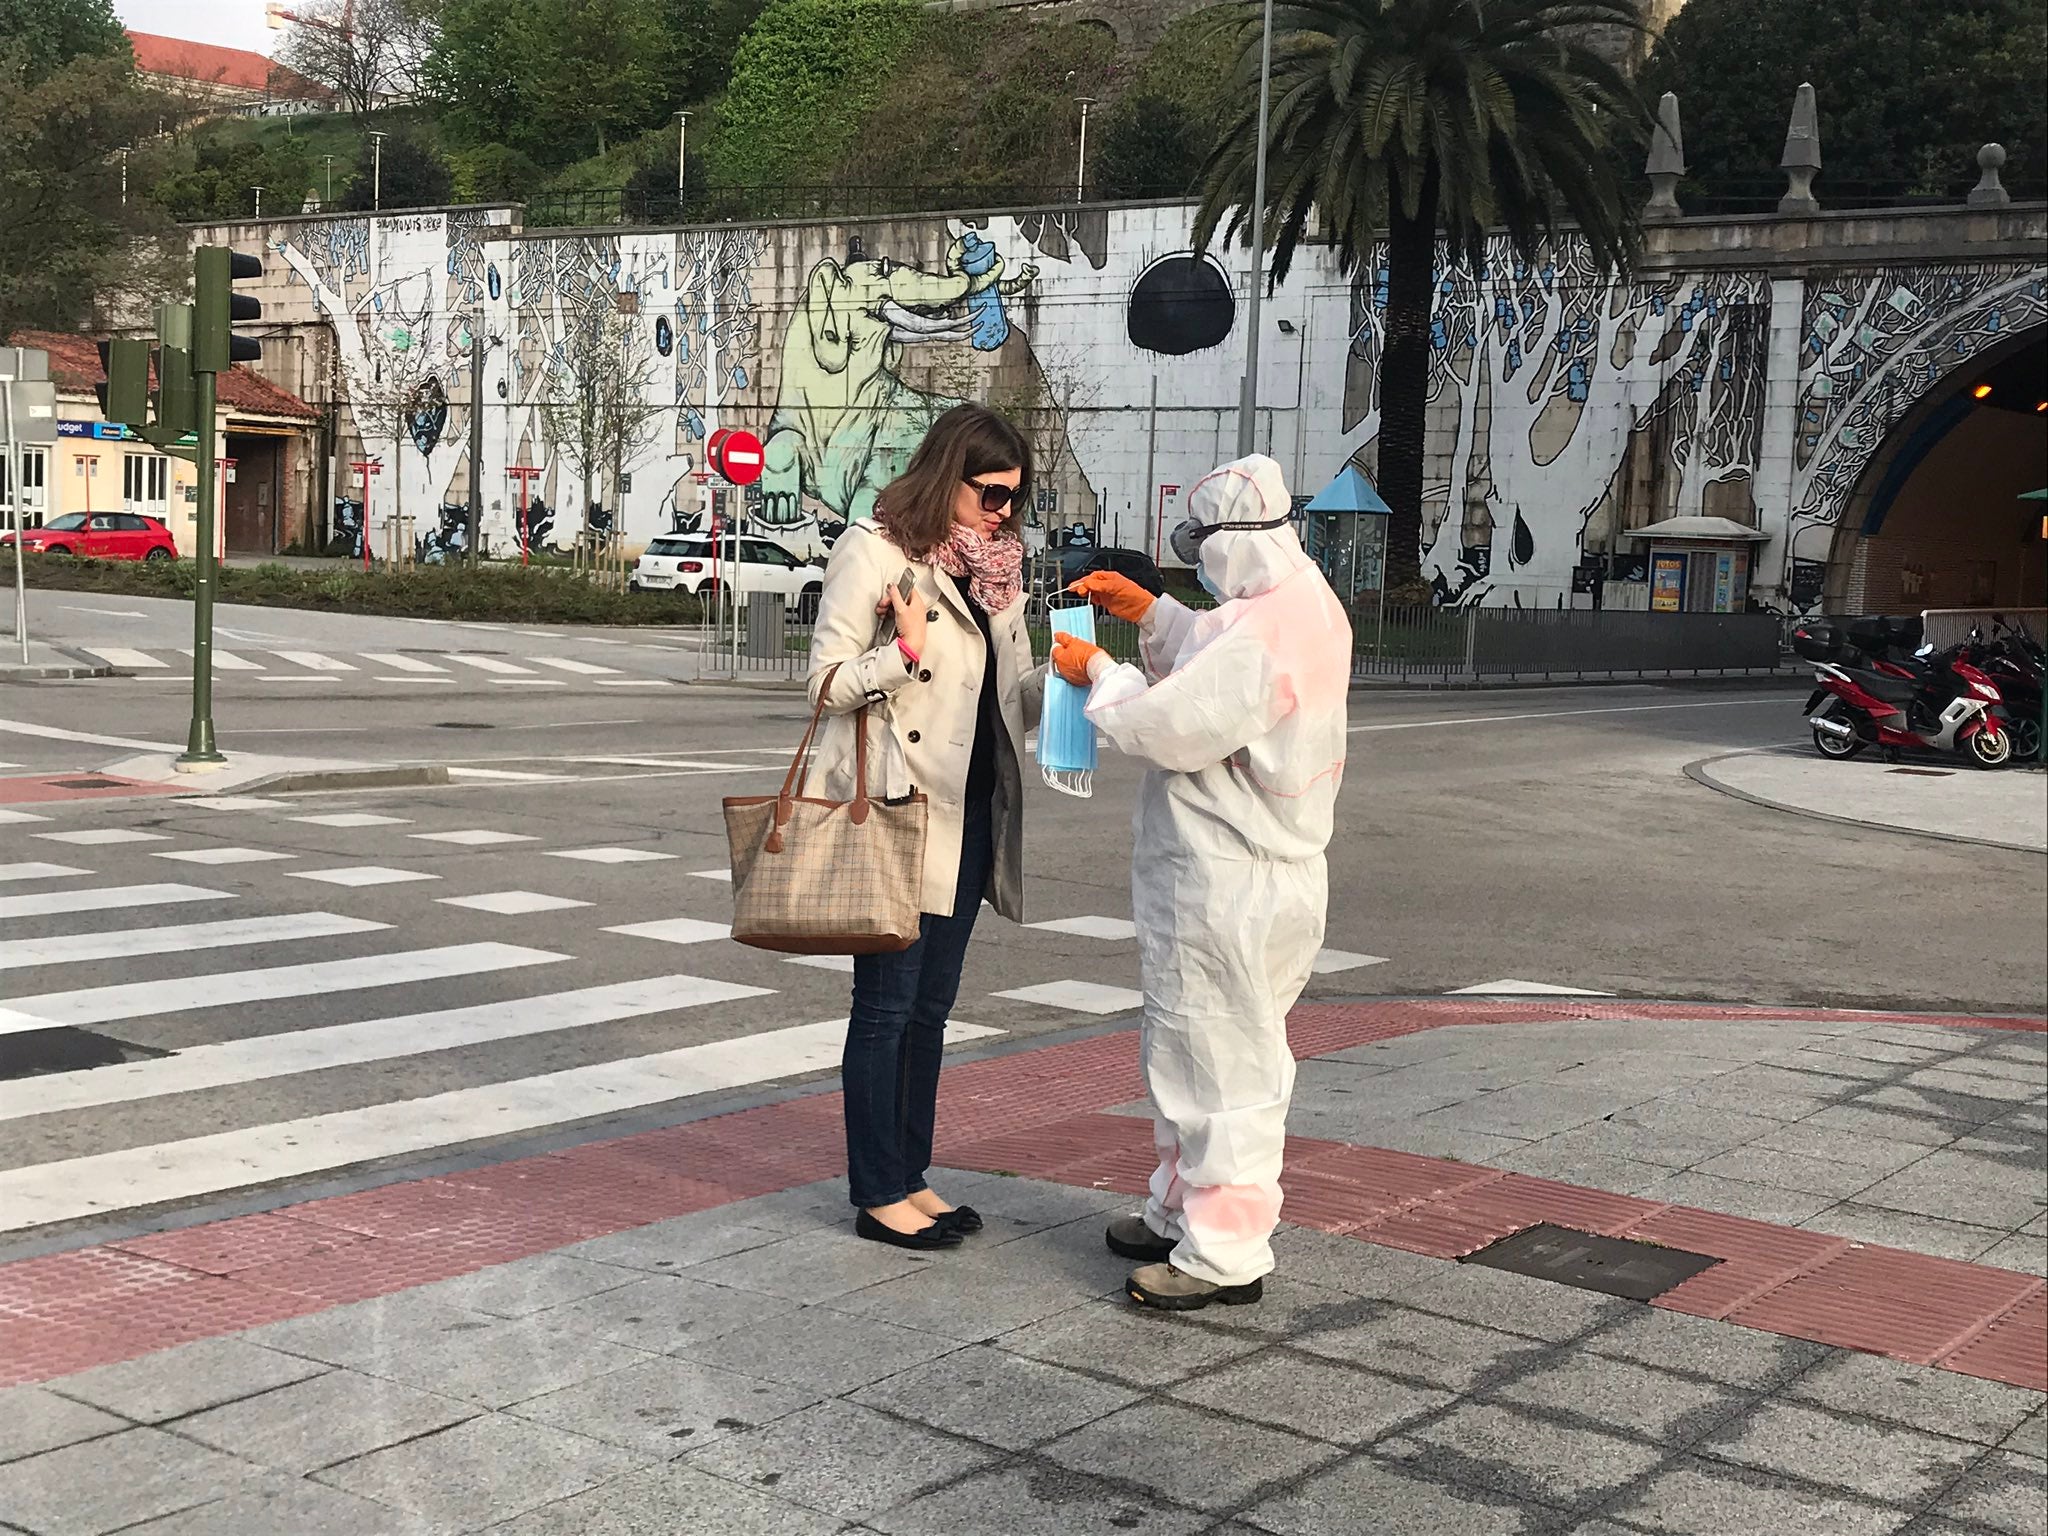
{"left": 874, "top": 404, "right": 1033, "bottom": 560}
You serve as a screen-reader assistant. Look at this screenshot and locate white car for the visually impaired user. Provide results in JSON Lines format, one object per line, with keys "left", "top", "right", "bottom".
{"left": 631, "top": 534, "right": 825, "bottom": 616}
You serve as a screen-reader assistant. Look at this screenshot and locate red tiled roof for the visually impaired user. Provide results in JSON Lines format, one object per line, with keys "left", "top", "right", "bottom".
{"left": 6, "top": 330, "right": 321, "bottom": 424}
{"left": 125, "top": 30, "right": 323, "bottom": 99}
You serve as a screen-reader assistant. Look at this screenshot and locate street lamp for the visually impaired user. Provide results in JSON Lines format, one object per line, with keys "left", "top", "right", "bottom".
{"left": 118, "top": 145, "right": 132, "bottom": 208}
{"left": 322, "top": 153, "right": 335, "bottom": 208}
{"left": 1074, "top": 96, "right": 1097, "bottom": 204}
{"left": 252, "top": 185, "right": 265, "bottom": 219}
{"left": 1235, "top": 0, "right": 1276, "bottom": 459}
{"left": 367, "top": 130, "right": 387, "bottom": 210}
{"left": 675, "top": 110, "right": 691, "bottom": 213}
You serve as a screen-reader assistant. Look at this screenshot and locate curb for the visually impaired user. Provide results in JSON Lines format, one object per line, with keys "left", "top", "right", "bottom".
{"left": 1353, "top": 671, "right": 1807, "bottom": 693}
{"left": 1685, "top": 751, "right": 2047, "bottom": 856}
{"left": 0, "top": 644, "right": 113, "bottom": 681}
{"left": 231, "top": 764, "right": 452, "bottom": 795}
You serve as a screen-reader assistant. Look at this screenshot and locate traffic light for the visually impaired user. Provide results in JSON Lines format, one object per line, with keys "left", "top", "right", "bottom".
{"left": 95, "top": 338, "right": 149, "bottom": 428}
{"left": 152, "top": 304, "right": 197, "bottom": 440}
{"left": 193, "top": 246, "right": 263, "bottom": 373}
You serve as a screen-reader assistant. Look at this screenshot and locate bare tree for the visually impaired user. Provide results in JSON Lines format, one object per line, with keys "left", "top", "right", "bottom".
{"left": 275, "top": 0, "right": 443, "bottom": 115}
{"left": 538, "top": 302, "right": 665, "bottom": 543}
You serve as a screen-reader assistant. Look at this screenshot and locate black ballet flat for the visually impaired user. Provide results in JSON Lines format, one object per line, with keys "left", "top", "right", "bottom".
{"left": 936, "top": 1205, "right": 984, "bottom": 1236}
{"left": 855, "top": 1209, "right": 962, "bottom": 1251}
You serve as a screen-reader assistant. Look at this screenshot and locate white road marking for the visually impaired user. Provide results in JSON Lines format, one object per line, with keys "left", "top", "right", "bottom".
{"left": 293, "top": 813, "right": 411, "bottom": 828}
{"left": 154, "top": 847, "right": 295, "bottom": 866}
{"left": 1026, "top": 916, "right": 1138, "bottom": 941}
{"left": 0, "top": 863, "right": 90, "bottom": 884}
{"left": 259, "top": 675, "right": 342, "bottom": 684}
{"left": 1311, "top": 949, "right": 1391, "bottom": 975}
{"left": 36, "top": 829, "right": 167, "bottom": 846}
{"left": 689, "top": 869, "right": 733, "bottom": 883}
{"left": 271, "top": 651, "right": 357, "bottom": 672}
{"left": 994, "top": 980, "right": 1145, "bottom": 1015}
{"left": 60, "top": 605, "right": 145, "bottom": 619}
{"left": 410, "top": 829, "right": 536, "bottom": 846}
{"left": 0, "top": 717, "right": 181, "bottom": 753}
{"left": 1349, "top": 697, "right": 1789, "bottom": 734}
{"left": 529, "top": 656, "right": 620, "bottom": 675}
{"left": 784, "top": 954, "right": 855, "bottom": 974}
{"left": 0, "top": 975, "right": 772, "bottom": 1121}
{"left": 491, "top": 678, "right": 567, "bottom": 688}
{"left": 605, "top": 918, "right": 731, "bottom": 945}
{"left": 81, "top": 647, "right": 167, "bottom": 669}
{"left": 546, "top": 848, "right": 677, "bottom": 864}
{"left": 0, "top": 883, "right": 228, "bottom": 922}
{"left": 0, "top": 942, "right": 562, "bottom": 1036}
{"left": 563, "top": 756, "right": 754, "bottom": 770}
{"left": 446, "top": 767, "right": 572, "bottom": 782}
{"left": 203, "top": 650, "right": 264, "bottom": 671}
{"left": 438, "top": 890, "right": 591, "bottom": 915}
{"left": 0, "top": 1018, "right": 1001, "bottom": 1230}
{"left": 379, "top": 676, "right": 459, "bottom": 685}
{"left": 190, "top": 796, "right": 290, "bottom": 811}
{"left": 595, "top": 679, "right": 673, "bottom": 688}
{"left": 0, "top": 912, "right": 386, "bottom": 972}
{"left": 361, "top": 653, "right": 449, "bottom": 673}
{"left": 0, "top": 810, "right": 50, "bottom": 825}
{"left": 1447, "top": 979, "right": 1616, "bottom": 997}
{"left": 446, "top": 654, "right": 536, "bottom": 675}
{"left": 288, "top": 866, "right": 439, "bottom": 888}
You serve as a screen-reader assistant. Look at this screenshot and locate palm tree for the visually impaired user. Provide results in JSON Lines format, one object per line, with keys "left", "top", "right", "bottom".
{"left": 1194, "top": 0, "right": 1652, "bottom": 593}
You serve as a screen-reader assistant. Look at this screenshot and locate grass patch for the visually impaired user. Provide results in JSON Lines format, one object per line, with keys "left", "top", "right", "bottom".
{"left": 18, "top": 556, "right": 706, "bottom": 627}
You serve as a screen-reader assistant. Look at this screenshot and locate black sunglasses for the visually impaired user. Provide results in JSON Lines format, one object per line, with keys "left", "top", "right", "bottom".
{"left": 964, "top": 477, "right": 1019, "bottom": 514}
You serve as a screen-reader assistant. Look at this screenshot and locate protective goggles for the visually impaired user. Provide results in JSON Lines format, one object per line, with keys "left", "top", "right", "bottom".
{"left": 1168, "top": 511, "right": 1294, "bottom": 567}
{"left": 964, "top": 477, "right": 1019, "bottom": 514}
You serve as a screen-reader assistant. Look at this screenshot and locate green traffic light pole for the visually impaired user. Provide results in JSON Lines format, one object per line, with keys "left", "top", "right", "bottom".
{"left": 179, "top": 363, "right": 223, "bottom": 769}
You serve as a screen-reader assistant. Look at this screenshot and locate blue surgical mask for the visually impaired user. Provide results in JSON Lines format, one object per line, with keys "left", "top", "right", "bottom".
{"left": 1197, "top": 564, "right": 1220, "bottom": 599}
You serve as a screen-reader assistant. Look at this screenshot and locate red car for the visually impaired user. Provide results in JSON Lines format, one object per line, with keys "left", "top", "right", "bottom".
{"left": 2, "top": 512, "right": 178, "bottom": 561}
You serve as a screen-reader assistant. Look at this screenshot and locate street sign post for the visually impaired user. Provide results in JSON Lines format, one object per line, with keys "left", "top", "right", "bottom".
{"left": 707, "top": 428, "right": 764, "bottom": 486}
{"left": 350, "top": 458, "right": 382, "bottom": 571}
{"left": 1, "top": 354, "right": 59, "bottom": 664}
{"left": 508, "top": 465, "right": 544, "bottom": 567}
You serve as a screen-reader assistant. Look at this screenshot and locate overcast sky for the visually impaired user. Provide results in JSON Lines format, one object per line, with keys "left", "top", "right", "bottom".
{"left": 116, "top": 0, "right": 278, "bottom": 55}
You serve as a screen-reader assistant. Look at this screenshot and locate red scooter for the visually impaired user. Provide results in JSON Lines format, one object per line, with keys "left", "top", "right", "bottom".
{"left": 1797, "top": 627, "right": 2014, "bottom": 768}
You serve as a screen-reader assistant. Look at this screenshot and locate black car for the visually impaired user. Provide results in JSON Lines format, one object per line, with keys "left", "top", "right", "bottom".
{"left": 1057, "top": 544, "right": 1166, "bottom": 597}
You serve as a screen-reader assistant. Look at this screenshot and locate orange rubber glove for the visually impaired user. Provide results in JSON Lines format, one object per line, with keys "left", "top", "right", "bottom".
{"left": 1051, "top": 632, "right": 1107, "bottom": 688}
{"left": 1069, "top": 571, "right": 1155, "bottom": 624}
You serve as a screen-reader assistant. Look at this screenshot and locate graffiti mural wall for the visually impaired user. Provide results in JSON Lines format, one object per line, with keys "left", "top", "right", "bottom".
{"left": 220, "top": 200, "right": 2042, "bottom": 607}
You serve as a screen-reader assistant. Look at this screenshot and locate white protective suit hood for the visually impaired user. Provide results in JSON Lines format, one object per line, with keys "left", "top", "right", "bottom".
{"left": 1187, "top": 454, "right": 1314, "bottom": 603}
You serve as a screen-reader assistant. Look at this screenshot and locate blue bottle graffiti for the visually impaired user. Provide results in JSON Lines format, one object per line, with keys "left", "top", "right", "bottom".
{"left": 958, "top": 233, "right": 1011, "bottom": 351}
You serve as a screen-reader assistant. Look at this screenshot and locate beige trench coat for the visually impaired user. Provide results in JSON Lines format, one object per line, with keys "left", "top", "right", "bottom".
{"left": 805, "top": 522, "right": 1043, "bottom": 920}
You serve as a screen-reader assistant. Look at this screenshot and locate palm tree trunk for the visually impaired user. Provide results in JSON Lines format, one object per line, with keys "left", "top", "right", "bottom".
{"left": 1378, "top": 173, "right": 1439, "bottom": 595}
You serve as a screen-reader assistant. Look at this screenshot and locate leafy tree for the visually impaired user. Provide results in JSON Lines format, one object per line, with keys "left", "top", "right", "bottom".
{"left": 658, "top": 0, "right": 769, "bottom": 103}
{"left": 1194, "top": 0, "right": 1650, "bottom": 592}
{"left": 1095, "top": 94, "right": 1205, "bottom": 200}
{"left": 153, "top": 129, "right": 320, "bottom": 221}
{"left": 450, "top": 141, "right": 542, "bottom": 202}
{"left": 1641, "top": 0, "right": 2048, "bottom": 204}
{"left": 338, "top": 127, "right": 453, "bottom": 209}
{"left": 0, "top": 0, "right": 126, "bottom": 85}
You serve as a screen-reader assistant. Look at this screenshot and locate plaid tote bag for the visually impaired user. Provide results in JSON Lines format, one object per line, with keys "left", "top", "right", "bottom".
{"left": 724, "top": 663, "right": 928, "bottom": 955}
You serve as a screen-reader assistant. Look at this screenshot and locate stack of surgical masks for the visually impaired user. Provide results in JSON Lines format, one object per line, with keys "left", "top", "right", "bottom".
{"left": 1037, "top": 602, "right": 1098, "bottom": 798}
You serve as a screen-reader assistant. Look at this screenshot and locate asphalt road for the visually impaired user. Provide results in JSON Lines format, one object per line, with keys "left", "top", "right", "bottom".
{"left": 3, "top": 605, "right": 2043, "bottom": 1245}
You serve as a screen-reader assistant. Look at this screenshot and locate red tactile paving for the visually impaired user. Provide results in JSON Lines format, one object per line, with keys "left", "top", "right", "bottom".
{"left": 0, "top": 773, "right": 186, "bottom": 805}
{"left": 2, "top": 998, "right": 2043, "bottom": 1390}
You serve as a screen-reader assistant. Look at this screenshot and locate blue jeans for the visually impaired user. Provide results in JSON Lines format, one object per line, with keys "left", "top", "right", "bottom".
{"left": 843, "top": 796, "right": 994, "bottom": 1210}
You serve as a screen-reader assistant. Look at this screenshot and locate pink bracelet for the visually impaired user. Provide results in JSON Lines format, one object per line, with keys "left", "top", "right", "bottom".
{"left": 895, "top": 638, "right": 921, "bottom": 667}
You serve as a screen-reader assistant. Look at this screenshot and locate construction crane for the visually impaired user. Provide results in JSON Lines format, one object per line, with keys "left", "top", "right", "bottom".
{"left": 265, "top": 2, "right": 356, "bottom": 39}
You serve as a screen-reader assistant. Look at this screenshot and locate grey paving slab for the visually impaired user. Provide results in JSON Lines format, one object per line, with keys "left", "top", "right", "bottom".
{"left": 1585, "top": 1310, "right": 1830, "bottom": 1389}
{"left": 407, "top": 1254, "right": 640, "bottom": 1319}
{"left": 946, "top": 1177, "right": 1131, "bottom": 1245}
{"left": 2003, "top": 1409, "right": 2047, "bottom": 1460}
{"left": 1378, "top": 1399, "right": 1666, "bottom": 1512}
{"left": 710, "top": 1184, "right": 856, "bottom": 1235}
{"left": 507, "top": 1354, "right": 820, "bottom": 1459}
{"left": 678, "top": 1302, "right": 962, "bottom": 1395}
{"left": 1855, "top": 1083, "right": 2014, "bottom": 1127}
{"left": 0, "top": 1386, "right": 126, "bottom": 1465}
{"left": 346, "top": 1314, "right": 651, "bottom": 1409}
{"left": 1805, "top": 1036, "right": 1953, "bottom": 1067}
{"left": 1413, "top": 1084, "right": 1630, "bottom": 1139}
{"left": 1854, "top": 1151, "right": 2048, "bottom": 1230}
{"left": 1769, "top": 1050, "right": 1917, "bottom": 1081}
{"left": 1801, "top": 1203, "right": 2011, "bottom": 1263}
{"left": 1266, "top": 1228, "right": 1446, "bottom": 1297}
{"left": 114, "top": 1479, "right": 453, "bottom": 1536}
{"left": 1170, "top": 1349, "right": 1454, "bottom": 1446}
{"left": 1292, "top": 1305, "right": 1551, "bottom": 1394}
{"left": 171, "top": 1368, "right": 479, "bottom": 1475}
{"left": 1635, "top": 1171, "right": 1837, "bottom": 1226}
{"left": 1491, "top": 1146, "right": 1675, "bottom": 1196}
{"left": 316, "top": 1412, "right": 647, "bottom": 1529}
{"left": 683, "top": 1228, "right": 939, "bottom": 1303}
{"left": 44, "top": 1336, "right": 325, "bottom": 1424}
{"left": 0, "top": 1427, "right": 264, "bottom": 1536}
{"left": 1608, "top": 1458, "right": 1915, "bottom": 1535}
{"left": 1744, "top": 1122, "right": 1942, "bottom": 1174}
{"left": 241, "top": 1295, "right": 502, "bottom": 1371}
{"left": 1920, "top": 1449, "right": 2048, "bottom": 1535}
{"left": 1238, "top": 1452, "right": 1555, "bottom": 1536}
{"left": 1601, "top": 1102, "right": 1791, "bottom": 1158}
{"left": 949, "top": 1214, "right": 1132, "bottom": 1296}
{"left": 1179, "top": 1274, "right": 1377, "bottom": 1341}
{"left": 1799, "top": 1104, "right": 1979, "bottom": 1149}
{"left": 1395, "top": 1262, "right": 1635, "bottom": 1343}
{"left": 543, "top": 1272, "right": 801, "bottom": 1353}
{"left": 685, "top": 1398, "right": 997, "bottom": 1523}
{"left": 1490, "top": 1352, "right": 1752, "bottom": 1446}
{"left": 1690, "top": 1146, "right": 1894, "bottom": 1199}
{"left": 997, "top": 1298, "right": 1266, "bottom": 1388}
{"left": 1348, "top": 1122, "right": 1532, "bottom": 1165}
{"left": 1040, "top": 1398, "right": 1342, "bottom": 1511}
{"left": 557, "top": 1218, "right": 789, "bottom": 1274}
{"left": 1697, "top": 1399, "right": 1985, "bottom": 1504}
{"left": 480, "top": 1461, "right": 845, "bottom": 1535}
{"left": 1897, "top": 1066, "right": 2044, "bottom": 1105}
{"left": 850, "top": 1343, "right": 1141, "bottom": 1451}
{"left": 1784, "top": 1352, "right": 2046, "bottom": 1446}
{"left": 823, "top": 1248, "right": 1102, "bottom": 1343}
{"left": 868, "top": 1463, "right": 1207, "bottom": 1536}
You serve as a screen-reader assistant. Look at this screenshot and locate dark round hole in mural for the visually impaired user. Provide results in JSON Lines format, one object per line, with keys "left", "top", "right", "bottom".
{"left": 1128, "top": 254, "right": 1235, "bottom": 357}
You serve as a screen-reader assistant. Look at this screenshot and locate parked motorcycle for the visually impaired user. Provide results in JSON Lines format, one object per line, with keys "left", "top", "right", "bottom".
{"left": 1952, "top": 618, "right": 2046, "bottom": 762}
{"left": 1793, "top": 618, "right": 2014, "bottom": 768}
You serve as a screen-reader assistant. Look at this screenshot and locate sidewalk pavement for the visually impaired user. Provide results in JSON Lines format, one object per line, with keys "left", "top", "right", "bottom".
{"left": 1690, "top": 748, "right": 2048, "bottom": 854}
{"left": 2, "top": 1000, "right": 2042, "bottom": 1535}
{"left": 0, "top": 638, "right": 110, "bottom": 681}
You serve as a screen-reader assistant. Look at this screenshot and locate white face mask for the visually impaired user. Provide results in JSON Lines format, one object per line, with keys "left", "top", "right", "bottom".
{"left": 1197, "top": 563, "right": 1220, "bottom": 599}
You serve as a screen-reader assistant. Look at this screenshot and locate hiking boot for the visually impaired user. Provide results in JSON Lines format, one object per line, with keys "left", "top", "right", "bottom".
{"left": 1104, "top": 1214, "right": 1176, "bottom": 1263}
{"left": 1125, "top": 1262, "right": 1263, "bottom": 1311}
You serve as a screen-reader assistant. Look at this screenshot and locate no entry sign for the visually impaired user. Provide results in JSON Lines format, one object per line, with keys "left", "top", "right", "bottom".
{"left": 707, "top": 427, "right": 764, "bottom": 486}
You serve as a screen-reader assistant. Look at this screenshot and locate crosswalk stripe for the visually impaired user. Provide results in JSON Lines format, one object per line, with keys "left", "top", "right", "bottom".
{"left": 361, "top": 653, "right": 449, "bottom": 673}
{"left": 446, "top": 654, "right": 535, "bottom": 675}
{"left": 82, "top": 647, "right": 167, "bottom": 670}
{"left": 271, "top": 651, "right": 356, "bottom": 672}
{"left": 0, "top": 975, "right": 773, "bottom": 1122}
{"left": 0, "top": 883, "right": 228, "bottom": 923}
{"left": 201, "top": 650, "right": 264, "bottom": 671}
{"left": 529, "top": 656, "right": 621, "bottom": 676}
{"left": 446, "top": 767, "right": 571, "bottom": 782}
{"left": 0, "top": 864, "right": 89, "bottom": 885}
{"left": 0, "top": 912, "right": 387, "bottom": 973}
{"left": 0, "top": 1019, "right": 1001, "bottom": 1231}
{"left": 0, "top": 810, "right": 51, "bottom": 825}
{"left": 0, "top": 941, "right": 562, "bottom": 1036}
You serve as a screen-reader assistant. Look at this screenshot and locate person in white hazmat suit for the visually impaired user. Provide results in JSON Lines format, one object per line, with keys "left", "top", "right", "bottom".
{"left": 1051, "top": 454, "right": 1352, "bottom": 1310}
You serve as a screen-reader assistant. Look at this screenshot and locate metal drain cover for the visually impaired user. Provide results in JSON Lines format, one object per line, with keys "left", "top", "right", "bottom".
{"left": 48, "top": 777, "right": 124, "bottom": 791}
{"left": 0, "top": 1027, "right": 167, "bottom": 1082}
{"left": 1461, "top": 1224, "right": 1719, "bottom": 1301}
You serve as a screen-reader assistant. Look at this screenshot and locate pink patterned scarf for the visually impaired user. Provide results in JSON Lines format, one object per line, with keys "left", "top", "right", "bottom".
{"left": 928, "top": 526, "right": 1024, "bottom": 613}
